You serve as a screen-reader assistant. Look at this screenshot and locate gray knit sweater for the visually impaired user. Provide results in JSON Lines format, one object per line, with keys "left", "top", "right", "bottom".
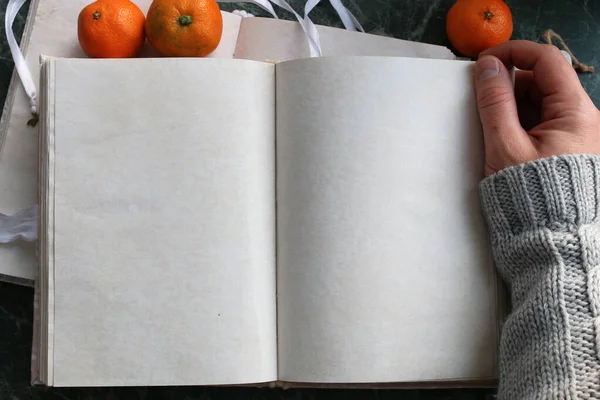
{"left": 480, "top": 154, "right": 600, "bottom": 399}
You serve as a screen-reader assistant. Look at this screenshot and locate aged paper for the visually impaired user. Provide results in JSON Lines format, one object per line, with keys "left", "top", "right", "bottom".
{"left": 45, "top": 58, "right": 276, "bottom": 386}
{"left": 275, "top": 56, "right": 496, "bottom": 383}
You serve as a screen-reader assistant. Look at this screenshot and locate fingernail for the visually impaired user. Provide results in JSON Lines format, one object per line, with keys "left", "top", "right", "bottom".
{"left": 476, "top": 57, "right": 500, "bottom": 81}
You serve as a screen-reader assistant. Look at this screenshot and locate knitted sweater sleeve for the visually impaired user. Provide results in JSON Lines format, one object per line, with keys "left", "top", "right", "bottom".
{"left": 480, "top": 155, "right": 600, "bottom": 399}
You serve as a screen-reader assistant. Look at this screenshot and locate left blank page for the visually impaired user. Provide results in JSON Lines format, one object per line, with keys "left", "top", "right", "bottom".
{"left": 47, "top": 58, "right": 276, "bottom": 386}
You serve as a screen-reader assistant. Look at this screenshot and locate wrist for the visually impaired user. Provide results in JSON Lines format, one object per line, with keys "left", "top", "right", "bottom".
{"left": 480, "top": 154, "right": 600, "bottom": 239}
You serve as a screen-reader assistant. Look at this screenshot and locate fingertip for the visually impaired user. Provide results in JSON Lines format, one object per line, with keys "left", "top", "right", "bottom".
{"left": 473, "top": 53, "right": 522, "bottom": 146}
{"left": 475, "top": 55, "right": 503, "bottom": 83}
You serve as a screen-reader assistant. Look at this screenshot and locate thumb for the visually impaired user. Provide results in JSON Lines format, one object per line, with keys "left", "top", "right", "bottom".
{"left": 475, "top": 56, "right": 532, "bottom": 173}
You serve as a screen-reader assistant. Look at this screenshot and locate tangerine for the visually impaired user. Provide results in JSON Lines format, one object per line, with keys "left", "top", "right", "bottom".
{"left": 145, "top": 0, "right": 223, "bottom": 57}
{"left": 446, "top": 0, "right": 513, "bottom": 57}
{"left": 78, "top": 0, "right": 146, "bottom": 58}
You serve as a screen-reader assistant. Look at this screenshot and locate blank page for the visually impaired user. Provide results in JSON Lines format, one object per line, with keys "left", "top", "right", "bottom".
{"left": 276, "top": 57, "right": 497, "bottom": 383}
{"left": 47, "top": 58, "right": 276, "bottom": 386}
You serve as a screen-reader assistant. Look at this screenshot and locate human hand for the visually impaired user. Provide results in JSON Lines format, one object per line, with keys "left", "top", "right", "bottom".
{"left": 473, "top": 40, "right": 600, "bottom": 176}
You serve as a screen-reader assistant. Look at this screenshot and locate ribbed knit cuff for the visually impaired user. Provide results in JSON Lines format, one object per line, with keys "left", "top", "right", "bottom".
{"left": 480, "top": 155, "right": 600, "bottom": 237}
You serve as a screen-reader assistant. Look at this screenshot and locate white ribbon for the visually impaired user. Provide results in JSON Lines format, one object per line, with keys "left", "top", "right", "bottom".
{"left": 6, "top": 0, "right": 37, "bottom": 115}
{"left": 219, "top": 0, "right": 322, "bottom": 56}
{"left": 325, "top": 0, "right": 363, "bottom": 32}
{"left": 228, "top": 0, "right": 365, "bottom": 56}
{"left": 217, "top": 0, "right": 279, "bottom": 18}
{"left": 0, "top": 205, "right": 38, "bottom": 243}
{"left": 304, "top": 0, "right": 363, "bottom": 32}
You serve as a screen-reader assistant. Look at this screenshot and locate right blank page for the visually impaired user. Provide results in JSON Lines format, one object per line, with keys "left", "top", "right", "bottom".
{"left": 276, "top": 57, "right": 497, "bottom": 383}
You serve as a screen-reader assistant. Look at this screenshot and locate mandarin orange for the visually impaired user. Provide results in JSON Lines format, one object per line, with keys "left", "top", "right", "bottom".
{"left": 78, "top": 0, "right": 146, "bottom": 58}
{"left": 145, "top": 0, "right": 223, "bottom": 57}
{"left": 446, "top": 0, "right": 513, "bottom": 57}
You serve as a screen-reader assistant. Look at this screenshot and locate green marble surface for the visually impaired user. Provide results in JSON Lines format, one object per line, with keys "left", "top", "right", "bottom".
{"left": 1, "top": 0, "right": 599, "bottom": 398}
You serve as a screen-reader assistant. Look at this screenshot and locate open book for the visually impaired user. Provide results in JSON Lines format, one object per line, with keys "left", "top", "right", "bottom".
{"left": 34, "top": 55, "right": 499, "bottom": 387}
{"left": 0, "top": 0, "right": 457, "bottom": 285}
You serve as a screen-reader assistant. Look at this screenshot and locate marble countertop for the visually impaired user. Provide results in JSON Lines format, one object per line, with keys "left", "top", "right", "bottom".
{"left": 1, "top": 0, "right": 599, "bottom": 399}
